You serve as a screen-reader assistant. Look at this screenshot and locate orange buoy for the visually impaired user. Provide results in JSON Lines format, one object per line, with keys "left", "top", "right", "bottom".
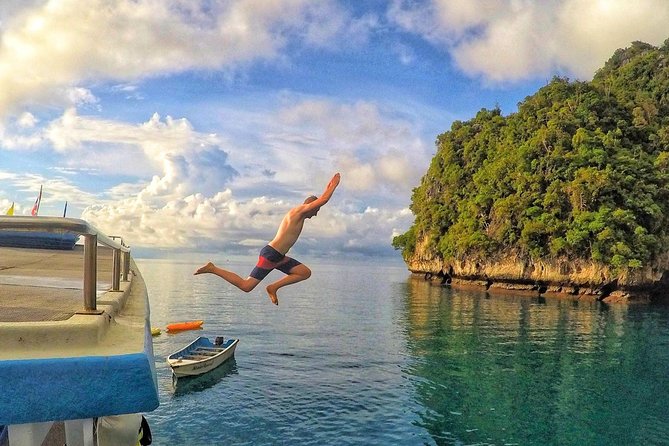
{"left": 166, "top": 320, "right": 204, "bottom": 332}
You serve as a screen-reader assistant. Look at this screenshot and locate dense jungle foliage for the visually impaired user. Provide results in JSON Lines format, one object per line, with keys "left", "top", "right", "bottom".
{"left": 393, "top": 41, "right": 669, "bottom": 271}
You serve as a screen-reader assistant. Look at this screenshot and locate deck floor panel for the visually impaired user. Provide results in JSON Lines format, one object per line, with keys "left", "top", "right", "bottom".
{"left": 0, "top": 246, "right": 113, "bottom": 322}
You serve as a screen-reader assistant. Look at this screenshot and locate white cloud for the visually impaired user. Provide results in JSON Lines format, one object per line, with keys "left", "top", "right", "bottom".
{"left": 65, "top": 87, "right": 98, "bottom": 107}
{"left": 2, "top": 92, "right": 426, "bottom": 254}
{"left": 0, "top": 0, "right": 356, "bottom": 118}
{"left": 17, "top": 112, "right": 37, "bottom": 128}
{"left": 81, "top": 184, "right": 413, "bottom": 257}
{"left": 270, "top": 98, "right": 429, "bottom": 195}
{"left": 0, "top": 132, "right": 43, "bottom": 150}
{"left": 42, "top": 109, "right": 237, "bottom": 196}
{"left": 64, "top": 96, "right": 428, "bottom": 254}
{"left": 389, "top": 0, "right": 669, "bottom": 82}
{"left": 0, "top": 113, "right": 44, "bottom": 149}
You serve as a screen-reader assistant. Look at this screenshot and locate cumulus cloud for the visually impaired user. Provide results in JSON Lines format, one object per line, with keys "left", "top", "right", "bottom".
{"left": 42, "top": 109, "right": 237, "bottom": 194}
{"left": 82, "top": 186, "right": 414, "bottom": 257}
{"left": 17, "top": 112, "right": 38, "bottom": 128}
{"left": 2, "top": 91, "right": 425, "bottom": 255}
{"left": 0, "top": 0, "right": 363, "bottom": 117}
{"left": 269, "top": 99, "right": 429, "bottom": 196}
{"left": 83, "top": 189, "right": 276, "bottom": 250}
{"left": 389, "top": 0, "right": 669, "bottom": 82}
{"left": 64, "top": 96, "right": 426, "bottom": 255}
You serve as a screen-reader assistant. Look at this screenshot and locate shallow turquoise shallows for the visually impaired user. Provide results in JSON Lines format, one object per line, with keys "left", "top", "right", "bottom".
{"left": 138, "top": 257, "right": 669, "bottom": 446}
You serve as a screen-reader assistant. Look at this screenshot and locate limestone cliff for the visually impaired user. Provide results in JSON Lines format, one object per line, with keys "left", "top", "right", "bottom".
{"left": 406, "top": 235, "right": 669, "bottom": 302}
{"left": 393, "top": 41, "right": 669, "bottom": 303}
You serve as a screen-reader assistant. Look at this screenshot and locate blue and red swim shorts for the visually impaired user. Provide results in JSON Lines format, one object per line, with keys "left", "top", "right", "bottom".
{"left": 250, "top": 245, "right": 302, "bottom": 280}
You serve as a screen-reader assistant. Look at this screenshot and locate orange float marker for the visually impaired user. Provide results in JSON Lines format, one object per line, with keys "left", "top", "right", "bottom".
{"left": 166, "top": 320, "right": 204, "bottom": 332}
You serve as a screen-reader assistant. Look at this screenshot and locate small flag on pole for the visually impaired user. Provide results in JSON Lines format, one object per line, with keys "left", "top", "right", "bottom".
{"left": 5, "top": 202, "right": 14, "bottom": 215}
{"left": 31, "top": 185, "right": 42, "bottom": 216}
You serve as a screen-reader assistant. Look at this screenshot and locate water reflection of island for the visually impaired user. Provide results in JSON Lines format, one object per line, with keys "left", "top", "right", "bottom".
{"left": 403, "top": 277, "right": 669, "bottom": 446}
{"left": 172, "top": 358, "right": 238, "bottom": 397}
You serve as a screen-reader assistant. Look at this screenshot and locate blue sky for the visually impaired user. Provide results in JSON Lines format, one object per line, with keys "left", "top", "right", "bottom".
{"left": 1, "top": 0, "right": 668, "bottom": 258}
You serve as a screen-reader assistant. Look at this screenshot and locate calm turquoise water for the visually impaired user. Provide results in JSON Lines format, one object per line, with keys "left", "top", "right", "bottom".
{"left": 138, "top": 257, "right": 669, "bottom": 446}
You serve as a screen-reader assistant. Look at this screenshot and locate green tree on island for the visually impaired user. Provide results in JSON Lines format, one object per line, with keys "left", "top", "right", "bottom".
{"left": 394, "top": 41, "right": 669, "bottom": 274}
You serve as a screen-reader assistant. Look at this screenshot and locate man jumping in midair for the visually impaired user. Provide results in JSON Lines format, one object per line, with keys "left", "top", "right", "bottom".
{"left": 194, "top": 173, "right": 341, "bottom": 305}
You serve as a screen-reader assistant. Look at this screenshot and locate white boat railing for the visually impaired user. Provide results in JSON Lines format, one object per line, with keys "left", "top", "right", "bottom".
{"left": 0, "top": 216, "right": 131, "bottom": 314}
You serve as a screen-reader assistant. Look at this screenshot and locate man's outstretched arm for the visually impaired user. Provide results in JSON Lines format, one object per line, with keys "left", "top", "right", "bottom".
{"left": 305, "top": 173, "right": 341, "bottom": 211}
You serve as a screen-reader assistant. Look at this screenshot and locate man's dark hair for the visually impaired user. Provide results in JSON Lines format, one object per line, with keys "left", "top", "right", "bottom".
{"left": 304, "top": 195, "right": 318, "bottom": 204}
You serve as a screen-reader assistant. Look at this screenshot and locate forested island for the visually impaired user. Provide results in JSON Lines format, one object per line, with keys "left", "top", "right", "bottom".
{"left": 393, "top": 41, "right": 669, "bottom": 302}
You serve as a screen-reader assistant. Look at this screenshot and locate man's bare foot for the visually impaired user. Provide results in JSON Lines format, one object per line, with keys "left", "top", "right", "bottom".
{"left": 266, "top": 286, "right": 279, "bottom": 305}
{"left": 194, "top": 262, "right": 215, "bottom": 275}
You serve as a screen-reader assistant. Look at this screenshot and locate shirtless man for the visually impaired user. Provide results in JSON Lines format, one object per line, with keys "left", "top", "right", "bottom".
{"left": 194, "top": 173, "right": 341, "bottom": 305}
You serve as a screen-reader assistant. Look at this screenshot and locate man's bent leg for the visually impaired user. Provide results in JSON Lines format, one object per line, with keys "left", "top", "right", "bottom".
{"left": 194, "top": 262, "right": 261, "bottom": 292}
{"left": 266, "top": 264, "right": 312, "bottom": 306}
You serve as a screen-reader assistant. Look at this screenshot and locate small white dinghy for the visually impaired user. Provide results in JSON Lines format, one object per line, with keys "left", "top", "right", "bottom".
{"left": 167, "top": 336, "right": 239, "bottom": 377}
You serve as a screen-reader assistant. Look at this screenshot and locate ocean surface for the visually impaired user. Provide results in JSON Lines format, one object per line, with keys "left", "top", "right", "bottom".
{"left": 138, "top": 256, "right": 669, "bottom": 446}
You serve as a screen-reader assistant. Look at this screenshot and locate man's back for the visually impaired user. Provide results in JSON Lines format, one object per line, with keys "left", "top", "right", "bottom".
{"left": 269, "top": 206, "right": 308, "bottom": 254}
{"left": 268, "top": 173, "right": 340, "bottom": 254}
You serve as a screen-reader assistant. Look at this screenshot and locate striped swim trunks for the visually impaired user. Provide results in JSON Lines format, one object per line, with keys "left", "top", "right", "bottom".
{"left": 249, "top": 245, "right": 302, "bottom": 280}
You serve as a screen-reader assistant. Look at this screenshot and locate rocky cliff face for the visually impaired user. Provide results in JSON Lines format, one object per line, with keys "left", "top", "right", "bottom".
{"left": 406, "top": 236, "right": 669, "bottom": 303}
{"left": 395, "top": 43, "right": 669, "bottom": 303}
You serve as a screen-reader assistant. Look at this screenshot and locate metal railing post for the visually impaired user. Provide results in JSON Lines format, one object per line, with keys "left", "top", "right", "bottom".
{"left": 122, "top": 251, "right": 130, "bottom": 282}
{"left": 83, "top": 234, "right": 98, "bottom": 312}
{"left": 112, "top": 249, "right": 121, "bottom": 291}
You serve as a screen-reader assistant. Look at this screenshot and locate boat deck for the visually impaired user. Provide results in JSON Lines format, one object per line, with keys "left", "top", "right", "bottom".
{"left": 0, "top": 217, "right": 158, "bottom": 445}
{"left": 0, "top": 243, "right": 159, "bottom": 428}
{"left": 0, "top": 246, "right": 112, "bottom": 322}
